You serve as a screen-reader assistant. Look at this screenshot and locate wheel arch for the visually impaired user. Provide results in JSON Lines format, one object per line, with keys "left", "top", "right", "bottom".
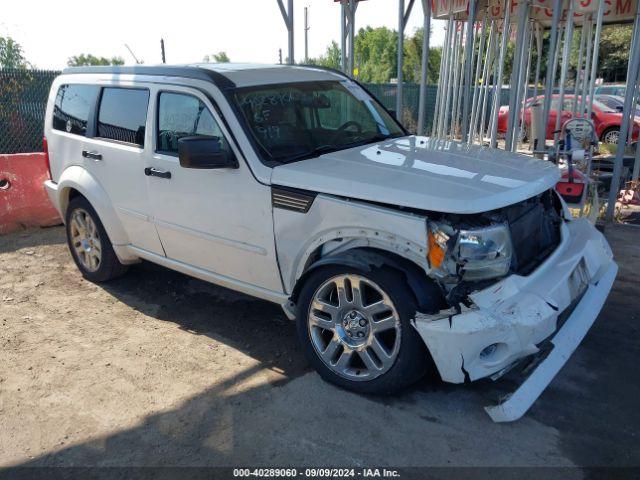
{"left": 290, "top": 246, "right": 447, "bottom": 314}
{"left": 56, "top": 165, "right": 130, "bottom": 247}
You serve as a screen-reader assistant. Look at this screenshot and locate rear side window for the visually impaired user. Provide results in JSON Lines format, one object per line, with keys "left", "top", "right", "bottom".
{"left": 157, "top": 92, "right": 228, "bottom": 154}
{"left": 53, "top": 84, "right": 100, "bottom": 136}
{"left": 97, "top": 88, "right": 150, "bottom": 147}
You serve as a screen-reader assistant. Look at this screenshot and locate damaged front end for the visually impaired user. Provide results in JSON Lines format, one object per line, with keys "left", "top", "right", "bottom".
{"left": 426, "top": 189, "right": 563, "bottom": 309}
{"left": 415, "top": 190, "right": 617, "bottom": 422}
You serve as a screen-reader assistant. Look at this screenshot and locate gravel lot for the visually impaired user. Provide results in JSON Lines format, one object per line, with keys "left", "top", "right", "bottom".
{"left": 0, "top": 225, "right": 639, "bottom": 471}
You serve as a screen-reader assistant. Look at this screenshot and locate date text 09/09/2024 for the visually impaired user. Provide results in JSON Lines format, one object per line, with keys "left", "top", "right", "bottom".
{"left": 232, "top": 468, "right": 401, "bottom": 478}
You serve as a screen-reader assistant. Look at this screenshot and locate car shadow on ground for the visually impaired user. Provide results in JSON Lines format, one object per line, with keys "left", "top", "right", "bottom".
{"left": 99, "top": 260, "right": 309, "bottom": 383}
{"left": 97, "top": 260, "right": 478, "bottom": 397}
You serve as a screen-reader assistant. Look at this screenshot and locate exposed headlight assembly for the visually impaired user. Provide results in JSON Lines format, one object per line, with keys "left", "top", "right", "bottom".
{"left": 428, "top": 221, "right": 513, "bottom": 282}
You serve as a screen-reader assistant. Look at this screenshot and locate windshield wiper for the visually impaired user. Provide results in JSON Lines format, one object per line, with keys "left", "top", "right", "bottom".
{"left": 277, "top": 144, "right": 343, "bottom": 164}
{"left": 360, "top": 132, "right": 403, "bottom": 145}
{"left": 277, "top": 133, "right": 404, "bottom": 164}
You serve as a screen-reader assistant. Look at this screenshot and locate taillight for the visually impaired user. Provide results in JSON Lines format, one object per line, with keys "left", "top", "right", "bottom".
{"left": 43, "top": 136, "right": 52, "bottom": 178}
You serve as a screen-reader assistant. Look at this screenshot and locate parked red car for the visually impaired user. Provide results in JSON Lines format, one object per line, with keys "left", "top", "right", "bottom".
{"left": 497, "top": 94, "right": 640, "bottom": 144}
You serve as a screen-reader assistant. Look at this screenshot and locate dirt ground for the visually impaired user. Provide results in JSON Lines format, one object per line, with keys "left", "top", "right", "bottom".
{"left": 1, "top": 224, "right": 639, "bottom": 471}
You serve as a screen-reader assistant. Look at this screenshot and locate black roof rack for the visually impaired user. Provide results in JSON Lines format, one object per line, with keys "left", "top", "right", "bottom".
{"left": 61, "top": 65, "right": 236, "bottom": 89}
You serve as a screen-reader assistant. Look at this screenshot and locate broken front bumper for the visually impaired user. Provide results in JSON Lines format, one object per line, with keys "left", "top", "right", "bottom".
{"left": 413, "top": 218, "right": 617, "bottom": 421}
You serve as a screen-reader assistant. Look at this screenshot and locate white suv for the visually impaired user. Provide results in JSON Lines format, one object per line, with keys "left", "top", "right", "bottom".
{"left": 43, "top": 64, "right": 617, "bottom": 421}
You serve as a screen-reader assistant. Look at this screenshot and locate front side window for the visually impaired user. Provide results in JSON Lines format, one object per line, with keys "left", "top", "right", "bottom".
{"left": 97, "top": 88, "right": 150, "bottom": 147}
{"left": 233, "top": 80, "right": 404, "bottom": 164}
{"left": 53, "top": 84, "right": 100, "bottom": 136}
{"left": 157, "top": 92, "right": 229, "bottom": 155}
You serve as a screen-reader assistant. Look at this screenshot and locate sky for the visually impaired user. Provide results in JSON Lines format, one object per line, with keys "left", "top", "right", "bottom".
{"left": 0, "top": 0, "right": 446, "bottom": 70}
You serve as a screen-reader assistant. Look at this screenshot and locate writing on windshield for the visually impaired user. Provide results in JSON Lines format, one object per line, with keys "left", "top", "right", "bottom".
{"left": 233, "top": 80, "right": 404, "bottom": 164}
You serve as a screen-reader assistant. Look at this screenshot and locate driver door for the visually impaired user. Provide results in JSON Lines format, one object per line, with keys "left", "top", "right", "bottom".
{"left": 144, "top": 86, "right": 282, "bottom": 293}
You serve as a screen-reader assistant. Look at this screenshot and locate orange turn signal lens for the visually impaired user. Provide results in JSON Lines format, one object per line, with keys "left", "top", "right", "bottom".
{"left": 428, "top": 230, "right": 445, "bottom": 269}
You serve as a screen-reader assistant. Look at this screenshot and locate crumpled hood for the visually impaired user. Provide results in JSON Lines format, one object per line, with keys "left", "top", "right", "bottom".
{"left": 270, "top": 136, "right": 561, "bottom": 214}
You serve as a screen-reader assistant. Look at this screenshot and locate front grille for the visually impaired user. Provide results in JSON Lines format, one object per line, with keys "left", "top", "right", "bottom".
{"left": 503, "top": 190, "right": 562, "bottom": 275}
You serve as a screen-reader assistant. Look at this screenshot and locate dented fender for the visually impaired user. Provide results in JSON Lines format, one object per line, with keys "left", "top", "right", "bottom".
{"left": 273, "top": 194, "right": 430, "bottom": 295}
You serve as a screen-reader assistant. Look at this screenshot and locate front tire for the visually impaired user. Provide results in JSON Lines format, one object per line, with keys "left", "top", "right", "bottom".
{"left": 296, "top": 264, "right": 429, "bottom": 395}
{"left": 65, "top": 196, "right": 128, "bottom": 282}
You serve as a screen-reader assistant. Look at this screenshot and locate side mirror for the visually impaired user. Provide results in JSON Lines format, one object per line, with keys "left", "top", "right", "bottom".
{"left": 388, "top": 109, "right": 397, "bottom": 119}
{"left": 178, "top": 136, "right": 238, "bottom": 169}
{"left": 615, "top": 105, "right": 624, "bottom": 113}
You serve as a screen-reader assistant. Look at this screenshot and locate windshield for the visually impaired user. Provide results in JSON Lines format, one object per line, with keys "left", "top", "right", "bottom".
{"left": 233, "top": 80, "right": 405, "bottom": 164}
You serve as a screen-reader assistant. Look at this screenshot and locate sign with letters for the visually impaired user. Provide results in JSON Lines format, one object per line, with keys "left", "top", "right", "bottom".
{"left": 432, "top": 0, "right": 637, "bottom": 24}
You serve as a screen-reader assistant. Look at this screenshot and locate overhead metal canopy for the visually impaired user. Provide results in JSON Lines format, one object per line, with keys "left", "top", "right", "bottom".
{"left": 277, "top": 0, "right": 640, "bottom": 223}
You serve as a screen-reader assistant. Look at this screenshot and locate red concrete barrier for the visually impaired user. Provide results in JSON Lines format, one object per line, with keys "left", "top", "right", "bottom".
{"left": 0, "top": 153, "right": 61, "bottom": 235}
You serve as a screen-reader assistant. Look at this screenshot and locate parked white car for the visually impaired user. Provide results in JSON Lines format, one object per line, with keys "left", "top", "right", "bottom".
{"left": 43, "top": 64, "right": 617, "bottom": 421}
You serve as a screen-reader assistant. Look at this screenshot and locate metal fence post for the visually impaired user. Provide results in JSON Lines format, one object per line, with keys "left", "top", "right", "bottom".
{"left": 288, "top": 0, "right": 294, "bottom": 63}
{"left": 518, "top": 21, "right": 534, "bottom": 151}
{"left": 277, "top": 0, "right": 294, "bottom": 64}
{"left": 505, "top": 0, "right": 530, "bottom": 151}
{"left": 341, "top": 1, "right": 347, "bottom": 72}
{"left": 532, "top": 23, "right": 543, "bottom": 101}
{"left": 541, "top": 0, "right": 563, "bottom": 153}
{"left": 417, "top": 0, "right": 432, "bottom": 136}
{"left": 478, "top": 20, "right": 497, "bottom": 144}
{"left": 572, "top": 21, "right": 586, "bottom": 116}
{"left": 461, "top": 0, "right": 479, "bottom": 142}
{"left": 587, "top": 1, "right": 605, "bottom": 120}
{"left": 489, "top": 0, "right": 511, "bottom": 148}
{"left": 469, "top": 10, "right": 487, "bottom": 144}
{"left": 348, "top": 0, "right": 357, "bottom": 77}
{"left": 579, "top": 15, "right": 593, "bottom": 116}
{"left": 433, "top": 17, "right": 452, "bottom": 137}
{"left": 553, "top": 0, "right": 575, "bottom": 149}
{"left": 397, "top": 0, "right": 405, "bottom": 120}
{"left": 446, "top": 24, "right": 462, "bottom": 138}
{"left": 606, "top": 0, "right": 640, "bottom": 221}
{"left": 450, "top": 23, "right": 464, "bottom": 137}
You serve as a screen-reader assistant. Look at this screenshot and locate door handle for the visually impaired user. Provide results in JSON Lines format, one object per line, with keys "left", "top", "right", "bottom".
{"left": 82, "top": 150, "right": 102, "bottom": 161}
{"left": 144, "top": 167, "right": 171, "bottom": 179}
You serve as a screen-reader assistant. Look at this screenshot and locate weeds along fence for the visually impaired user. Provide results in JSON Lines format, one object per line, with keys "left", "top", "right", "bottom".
{"left": 1, "top": 69, "right": 519, "bottom": 154}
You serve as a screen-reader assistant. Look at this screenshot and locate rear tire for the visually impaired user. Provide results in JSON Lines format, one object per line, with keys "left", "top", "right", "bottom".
{"left": 65, "top": 196, "right": 128, "bottom": 282}
{"left": 296, "top": 263, "right": 429, "bottom": 395}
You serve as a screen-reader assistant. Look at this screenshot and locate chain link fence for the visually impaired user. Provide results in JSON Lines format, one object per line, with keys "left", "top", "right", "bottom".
{"left": 1, "top": 69, "right": 519, "bottom": 154}
{"left": 364, "top": 83, "right": 428, "bottom": 133}
{"left": 365, "top": 83, "right": 518, "bottom": 135}
{"left": 0, "top": 69, "right": 60, "bottom": 154}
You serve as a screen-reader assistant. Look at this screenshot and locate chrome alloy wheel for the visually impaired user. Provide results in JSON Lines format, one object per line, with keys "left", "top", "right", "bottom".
{"left": 308, "top": 274, "right": 401, "bottom": 381}
{"left": 69, "top": 208, "right": 102, "bottom": 272}
{"left": 603, "top": 129, "right": 620, "bottom": 144}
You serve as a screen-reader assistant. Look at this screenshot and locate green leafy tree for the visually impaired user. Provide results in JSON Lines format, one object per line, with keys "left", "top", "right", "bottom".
{"left": 354, "top": 26, "right": 398, "bottom": 83}
{"left": 306, "top": 26, "right": 441, "bottom": 84}
{"left": 0, "top": 36, "right": 29, "bottom": 69}
{"left": 403, "top": 27, "right": 442, "bottom": 84}
{"left": 597, "top": 25, "right": 633, "bottom": 82}
{"left": 307, "top": 41, "right": 341, "bottom": 69}
{"left": 67, "top": 54, "right": 125, "bottom": 66}
{"left": 204, "top": 51, "right": 230, "bottom": 63}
